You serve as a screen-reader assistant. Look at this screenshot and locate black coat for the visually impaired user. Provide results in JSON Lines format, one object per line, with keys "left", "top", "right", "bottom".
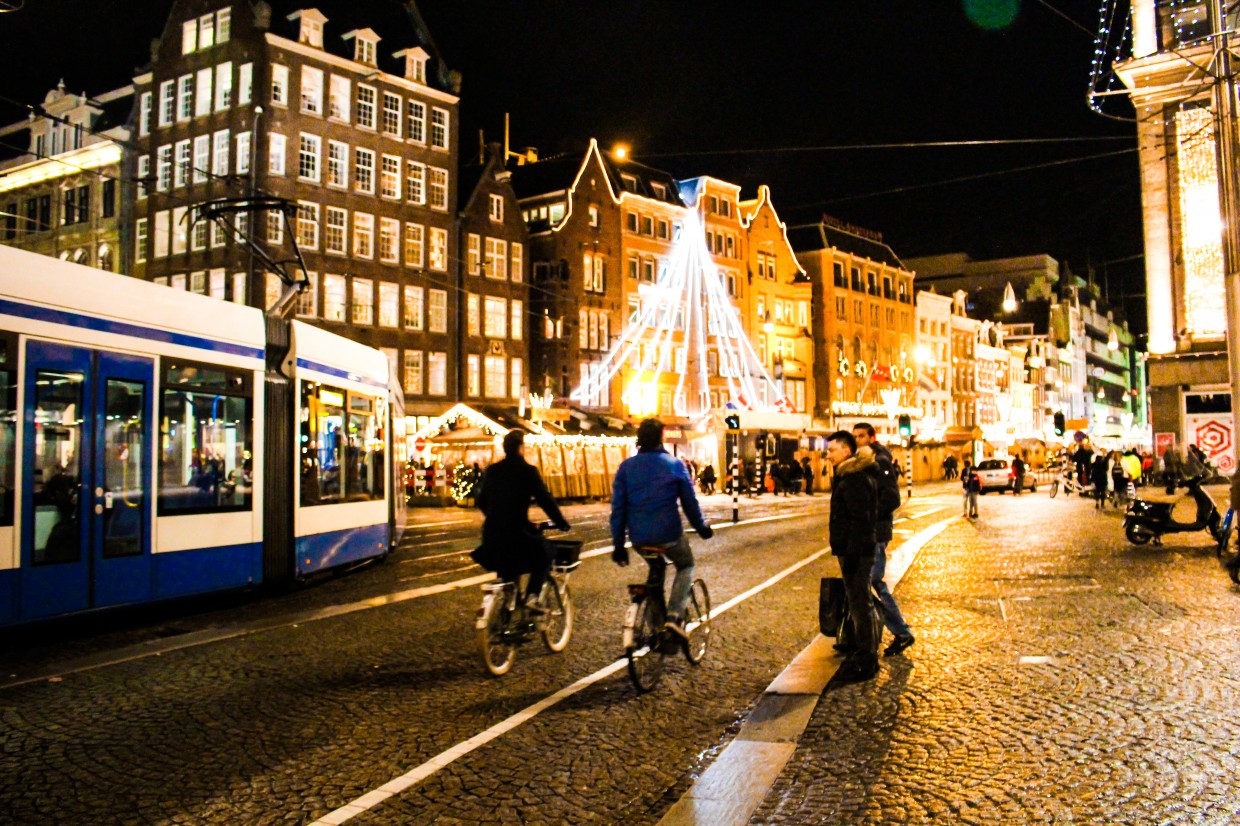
{"left": 476, "top": 454, "right": 568, "bottom": 578}
{"left": 829, "top": 451, "right": 878, "bottom": 558}
{"left": 865, "top": 443, "right": 902, "bottom": 543}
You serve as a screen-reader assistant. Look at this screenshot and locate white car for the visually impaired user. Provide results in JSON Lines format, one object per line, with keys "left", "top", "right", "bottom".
{"left": 975, "top": 458, "right": 1036, "bottom": 494}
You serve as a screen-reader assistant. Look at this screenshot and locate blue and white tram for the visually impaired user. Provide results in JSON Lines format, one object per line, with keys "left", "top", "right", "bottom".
{"left": 0, "top": 245, "right": 404, "bottom": 626}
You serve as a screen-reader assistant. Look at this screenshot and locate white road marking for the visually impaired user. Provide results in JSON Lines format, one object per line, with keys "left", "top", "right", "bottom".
{"left": 408, "top": 517, "right": 475, "bottom": 528}
{"left": 306, "top": 544, "right": 834, "bottom": 826}
{"left": 1, "top": 512, "right": 816, "bottom": 690}
{"left": 397, "top": 564, "right": 478, "bottom": 583}
{"left": 400, "top": 548, "right": 475, "bottom": 563}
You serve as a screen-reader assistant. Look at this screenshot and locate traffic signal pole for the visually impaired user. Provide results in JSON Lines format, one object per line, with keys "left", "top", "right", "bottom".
{"left": 731, "top": 432, "right": 739, "bottom": 523}
{"left": 906, "top": 437, "right": 913, "bottom": 501}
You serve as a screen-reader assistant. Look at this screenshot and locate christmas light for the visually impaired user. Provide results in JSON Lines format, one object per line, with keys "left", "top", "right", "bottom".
{"left": 1176, "top": 106, "right": 1227, "bottom": 337}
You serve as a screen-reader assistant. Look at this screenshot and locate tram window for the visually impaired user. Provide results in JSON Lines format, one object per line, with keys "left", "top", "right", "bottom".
{"left": 346, "top": 393, "right": 384, "bottom": 502}
{"left": 301, "top": 382, "right": 345, "bottom": 505}
{"left": 301, "top": 384, "right": 384, "bottom": 505}
{"left": 159, "top": 361, "right": 252, "bottom": 515}
{"left": 0, "top": 370, "right": 16, "bottom": 527}
{"left": 32, "top": 370, "right": 84, "bottom": 563}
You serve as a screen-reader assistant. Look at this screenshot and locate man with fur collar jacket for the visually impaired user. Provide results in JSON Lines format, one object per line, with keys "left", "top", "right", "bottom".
{"left": 827, "top": 430, "right": 880, "bottom": 682}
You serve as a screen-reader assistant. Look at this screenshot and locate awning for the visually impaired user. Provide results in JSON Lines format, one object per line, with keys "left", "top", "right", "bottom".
{"left": 944, "top": 426, "right": 984, "bottom": 444}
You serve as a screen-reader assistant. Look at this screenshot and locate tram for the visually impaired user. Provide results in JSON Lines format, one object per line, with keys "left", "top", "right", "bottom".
{"left": 0, "top": 245, "right": 406, "bottom": 625}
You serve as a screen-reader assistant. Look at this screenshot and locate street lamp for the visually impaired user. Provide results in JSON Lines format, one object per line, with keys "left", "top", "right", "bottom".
{"left": 1002, "top": 281, "right": 1017, "bottom": 313}
{"left": 1107, "top": 327, "right": 1119, "bottom": 351}
{"left": 612, "top": 144, "right": 629, "bottom": 161}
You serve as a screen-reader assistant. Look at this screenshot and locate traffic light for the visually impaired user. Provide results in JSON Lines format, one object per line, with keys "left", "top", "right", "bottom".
{"left": 1053, "top": 411, "right": 1066, "bottom": 436}
{"left": 725, "top": 413, "right": 741, "bottom": 430}
{"left": 897, "top": 414, "right": 912, "bottom": 439}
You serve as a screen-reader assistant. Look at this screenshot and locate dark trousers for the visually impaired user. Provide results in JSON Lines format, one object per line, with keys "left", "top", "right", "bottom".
{"left": 840, "top": 554, "right": 877, "bottom": 657}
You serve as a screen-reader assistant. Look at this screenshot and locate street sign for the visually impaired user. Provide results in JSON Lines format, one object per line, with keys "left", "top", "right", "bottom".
{"left": 414, "top": 437, "right": 427, "bottom": 452}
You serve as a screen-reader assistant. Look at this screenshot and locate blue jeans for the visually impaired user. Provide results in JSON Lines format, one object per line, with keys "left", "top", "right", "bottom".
{"left": 871, "top": 541, "right": 911, "bottom": 638}
{"left": 643, "top": 535, "right": 695, "bottom": 622}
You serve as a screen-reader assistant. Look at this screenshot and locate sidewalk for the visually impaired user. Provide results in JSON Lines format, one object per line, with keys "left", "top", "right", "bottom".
{"left": 662, "top": 492, "right": 1240, "bottom": 825}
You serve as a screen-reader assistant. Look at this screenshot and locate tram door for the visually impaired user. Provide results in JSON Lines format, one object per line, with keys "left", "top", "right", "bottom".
{"left": 21, "top": 341, "right": 153, "bottom": 620}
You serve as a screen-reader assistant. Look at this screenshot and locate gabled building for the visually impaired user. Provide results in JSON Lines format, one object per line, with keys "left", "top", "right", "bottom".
{"left": 914, "top": 290, "right": 953, "bottom": 435}
{"left": 739, "top": 185, "right": 812, "bottom": 415}
{"left": 0, "top": 82, "right": 132, "bottom": 273}
{"left": 789, "top": 214, "right": 916, "bottom": 439}
{"left": 128, "top": 1, "right": 461, "bottom": 415}
{"left": 456, "top": 143, "right": 530, "bottom": 407}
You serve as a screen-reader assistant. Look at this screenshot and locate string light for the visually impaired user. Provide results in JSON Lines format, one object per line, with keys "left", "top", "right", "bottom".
{"left": 1176, "top": 106, "right": 1227, "bottom": 337}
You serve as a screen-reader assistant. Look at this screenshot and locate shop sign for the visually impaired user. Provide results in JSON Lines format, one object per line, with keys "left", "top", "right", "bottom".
{"left": 1154, "top": 432, "right": 1176, "bottom": 458}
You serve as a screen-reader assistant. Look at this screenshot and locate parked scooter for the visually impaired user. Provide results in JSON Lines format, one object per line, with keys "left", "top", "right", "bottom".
{"left": 1123, "top": 475, "right": 1231, "bottom": 549}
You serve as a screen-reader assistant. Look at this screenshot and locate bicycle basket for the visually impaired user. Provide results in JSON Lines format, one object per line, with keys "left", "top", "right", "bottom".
{"left": 547, "top": 538, "right": 583, "bottom": 566}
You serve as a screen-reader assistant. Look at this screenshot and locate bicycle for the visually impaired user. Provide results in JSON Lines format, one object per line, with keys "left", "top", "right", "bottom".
{"left": 622, "top": 546, "right": 712, "bottom": 693}
{"left": 476, "top": 525, "right": 581, "bottom": 676}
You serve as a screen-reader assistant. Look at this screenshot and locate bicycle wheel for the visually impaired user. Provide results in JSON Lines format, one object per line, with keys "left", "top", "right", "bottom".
{"left": 477, "top": 589, "right": 517, "bottom": 676}
{"left": 541, "top": 578, "right": 573, "bottom": 653}
{"left": 683, "top": 579, "right": 712, "bottom": 665}
{"left": 1049, "top": 479, "right": 1059, "bottom": 498}
{"left": 626, "top": 596, "right": 664, "bottom": 693}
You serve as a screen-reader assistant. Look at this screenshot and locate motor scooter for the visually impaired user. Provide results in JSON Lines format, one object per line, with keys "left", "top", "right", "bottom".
{"left": 1123, "top": 475, "right": 1231, "bottom": 549}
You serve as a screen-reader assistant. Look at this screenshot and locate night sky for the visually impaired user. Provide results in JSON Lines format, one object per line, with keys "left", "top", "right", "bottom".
{"left": 1, "top": 0, "right": 1145, "bottom": 329}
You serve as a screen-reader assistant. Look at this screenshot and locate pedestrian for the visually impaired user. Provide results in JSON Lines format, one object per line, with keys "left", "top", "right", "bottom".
{"left": 699, "top": 463, "right": 716, "bottom": 495}
{"left": 1074, "top": 443, "right": 1094, "bottom": 486}
{"left": 1012, "top": 454, "right": 1026, "bottom": 496}
{"left": 1091, "top": 453, "right": 1110, "bottom": 509}
{"left": 801, "top": 456, "right": 814, "bottom": 495}
{"left": 1110, "top": 451, "right": 1129, "bottom": 507}
{"left": 743, "top": 460, "right": 757, "bottom": 498}
{"left": 962, "top": 462, "right": 980, "bottom": 518}
{"left": 1122, "top": 449, "right": 1142, "bottom": 489}
{"left": 1163, "top": 445, "right": 1184, "bottom": 492}
{"left": 787, "top": 458, "right": 804, "bottom": 494}
{"left": 853, "top": 423, "right": 914, "bottom": 656}
{"left": 825, "top": 430, "right": 880, "bottom": 682}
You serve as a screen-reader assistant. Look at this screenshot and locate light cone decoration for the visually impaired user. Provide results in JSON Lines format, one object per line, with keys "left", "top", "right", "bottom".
{"left": 569, "top": 211, "right": 785, "bottom": 418}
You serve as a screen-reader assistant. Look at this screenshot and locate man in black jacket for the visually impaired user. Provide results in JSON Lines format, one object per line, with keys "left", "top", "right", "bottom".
{"left": 827, "top": 430, "right": 879, "bottom": 682}
{"left": 854, "top": 422, "right": 915, "bottom": 656}
{"left": 476, "top": 430, "right": 570, "bottom": 613}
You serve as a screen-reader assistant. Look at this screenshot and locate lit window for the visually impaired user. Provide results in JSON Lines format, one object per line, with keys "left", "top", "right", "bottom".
{"left": 428, "top": 352, "right": 446, "bottom": 396}
{"left": 193, "top": 134, "right": 209, "bottom": 184}
{"left": 235, "top": 131, "right": 251, "bottom": 174}
{"left": 405, "top": 161, "right": 425, "bottom": 204}
{"left": 484, "top": 237, "right": 507, "bottom": 279}
{"left": 352, "top": 212, "right": 374, "bottom": 258}
{"left": 323, "top": 274, "right": 346, "bottom": 321}
{"left": 466, "top": 354, "right": 480, "bottom": 397}
{"left": 429, "top": 167, "right": 448, "bottom": 210}
{"left": 271, "top": 64, "right": 288, "bottom": 107}
{"left": 158, "top": 80, "right": 174, "bottom": 126}
{"left": 380, "top": 154, "right": 401, "bottom": 199}
{"left": 296, "top": 202, "right": 319, "bottom": 250}
{"left": 511, "top": 243, "right": 523, "bottom": 283}
{"left": 378, "top": 217, "right": 399, "bottom": 263}
{"left": 403, "top": 350, "right": 423, "bottom": 394}
{"left": 327, "top": 140, "right": 348, "bottom": 187}
{"left": 467, "top": 293, "right": 480, "bottom": 337}
{"left": 212, "top": 129, "right": 230, "bottom": 176}
{"left": 428, "top": 289, "right": 447, "bottom": 333}
{"left": 404, "top": 222, "right": 424, "bottom": 268}
{"left": 484, "top": 296, "right": 507, "bottom": 339}
{"left": 239, "top": 63, "right": 252, "bottom": 105}
{"left": 484, "top": 355, "right": 506, "bottom": 398}
{"left": 404, "top": 286, "right": 424, "bottom": 330}
{"left": 195, "top": 67, "right": 213, "bottom": 117}
{"left": 298, "top": 133, "right": 321, "bottom": 181}
{"left": 407, "top": 100, "right": 426, "bottom": 142}
{"left": 354, "top": 148, "right": 374, "bottom": 193}
{"left": 297, "top": 272, "right": 317, "bottom": 317}
{"left": 139, "top": 91, "right": 152, "bottom": 135}
{"left": 268, "top": 133, "right": 286, "bottom": 176}
{"left": 177, "top": 74, "right": 193, "bottom": 121}
{"left": 511, "top": 299, "right": 523, "bottom": 341}
{"left": 329, "top": 75, "right": 350, "bottom": 121}
{"left": 382, "top": 92, "right": 402, "bottom": 136}
{"left": 325, "top": 207, "right": 347, "bottom": 254}
{"left": 356, "top": 85, "right": 376, "bottom": 129}
{"left": 431, "top": 107, "right": 449, "bottom": 150}
{"left": 377, "top": 282, "right": 398, "bottom": 327}
{"left": 352, "top": 277, "right": 374, "bottom": 325}
{"left": 182, "top": 19, "right": 197, "bottom": 54}
{"left": 300, "top": 66, "right": 323, "bottom": 114}
{"left": 429, "top": 227, "right": 447, "bottom": 271}
{"left": 489, "top": 193, "right": 503, "bottom": 222}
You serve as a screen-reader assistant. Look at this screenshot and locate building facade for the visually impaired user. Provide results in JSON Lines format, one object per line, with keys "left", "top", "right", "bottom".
{"left": 128, "top": 1, "right": 462, "bottom": 415}
{"left": 1114, "top": 0, "right": 1235, "bottom": 470}
{"left": 914, "top": 290, "right": 953, "bottom": 437}
{"left": 790, "top": 215, "right": 917, "bottom": 439}
{"left": 739, "top": 185, "right": 813, "bottom": 415}
{"left": 456, "top": 144, "right": 530, "bottom": 409}
{"left": 0, "top": 82, "right": 132, "bottom": 273}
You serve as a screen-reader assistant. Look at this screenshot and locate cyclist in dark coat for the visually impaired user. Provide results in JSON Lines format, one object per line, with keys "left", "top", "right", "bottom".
{"left": 476, "top": 430, "right": 570, "bottom": 612}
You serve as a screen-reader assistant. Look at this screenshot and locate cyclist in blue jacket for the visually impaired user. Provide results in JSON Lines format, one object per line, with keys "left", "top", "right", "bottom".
{"left": 611, "top": 418, "right": 714, "bottom": 640}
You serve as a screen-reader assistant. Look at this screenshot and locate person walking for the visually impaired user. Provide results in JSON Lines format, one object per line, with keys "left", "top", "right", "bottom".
{"left": 698, "top": 463, "right": 716, "bottom": 495}
{"left": 825, "top": 430, "right": 880, "bottom": 682}
{"left": 610, "top": 419, "right": 714, "bottom": 640}
{"left": 853, "top": 423, "right": 914, "bottom": 656}
{"left": 801, "top": 455, "right": 814, "bottom": 495}
{"left": 1091, "top": 452, "right": 1111, "bottom": 510}
{"left": 962, "top": 462, "right": 980, "bottom": 519}
{"left": 1012, "top": 454, "right": 1026, "bottom": 496}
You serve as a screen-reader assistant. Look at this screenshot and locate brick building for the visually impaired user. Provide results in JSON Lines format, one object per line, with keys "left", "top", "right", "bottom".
{"left": 789, "top": 215, "right": 916, "bottom": 438}
{"left": 456, "top": 144, "right": 530, "bottom": 407}
{"left": 128, "top": 0, "right": 462, "bottom": 415}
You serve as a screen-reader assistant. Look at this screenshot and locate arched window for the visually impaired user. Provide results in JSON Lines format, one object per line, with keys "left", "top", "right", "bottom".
{"left": 59, "top": 250, "right": 71, "bottom": 261}
{"left": 72, "top": 248, "right": 87, "bottom": 265}
{"left": 98, "top": 243, "right": 113, "bottom": 272}
{"left": 852, "top": 336, "right": 862, "bottom": 362}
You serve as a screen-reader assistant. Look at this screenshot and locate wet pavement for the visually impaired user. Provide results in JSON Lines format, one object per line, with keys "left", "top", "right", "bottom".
{"left": 3, "top": 482, "right": 1236, "bottom": 824}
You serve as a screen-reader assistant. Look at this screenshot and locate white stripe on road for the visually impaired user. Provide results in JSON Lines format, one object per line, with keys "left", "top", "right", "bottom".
{"left": 306, "top": 544, "right": 834, "bottom": 826}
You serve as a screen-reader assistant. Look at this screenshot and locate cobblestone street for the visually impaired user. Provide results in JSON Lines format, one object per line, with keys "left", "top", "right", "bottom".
{"left": 3, "top": 485, "right": 1239, "bottom": 824}
{"left": 752, "top": 486, "right": 1240, "bottom": 825}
